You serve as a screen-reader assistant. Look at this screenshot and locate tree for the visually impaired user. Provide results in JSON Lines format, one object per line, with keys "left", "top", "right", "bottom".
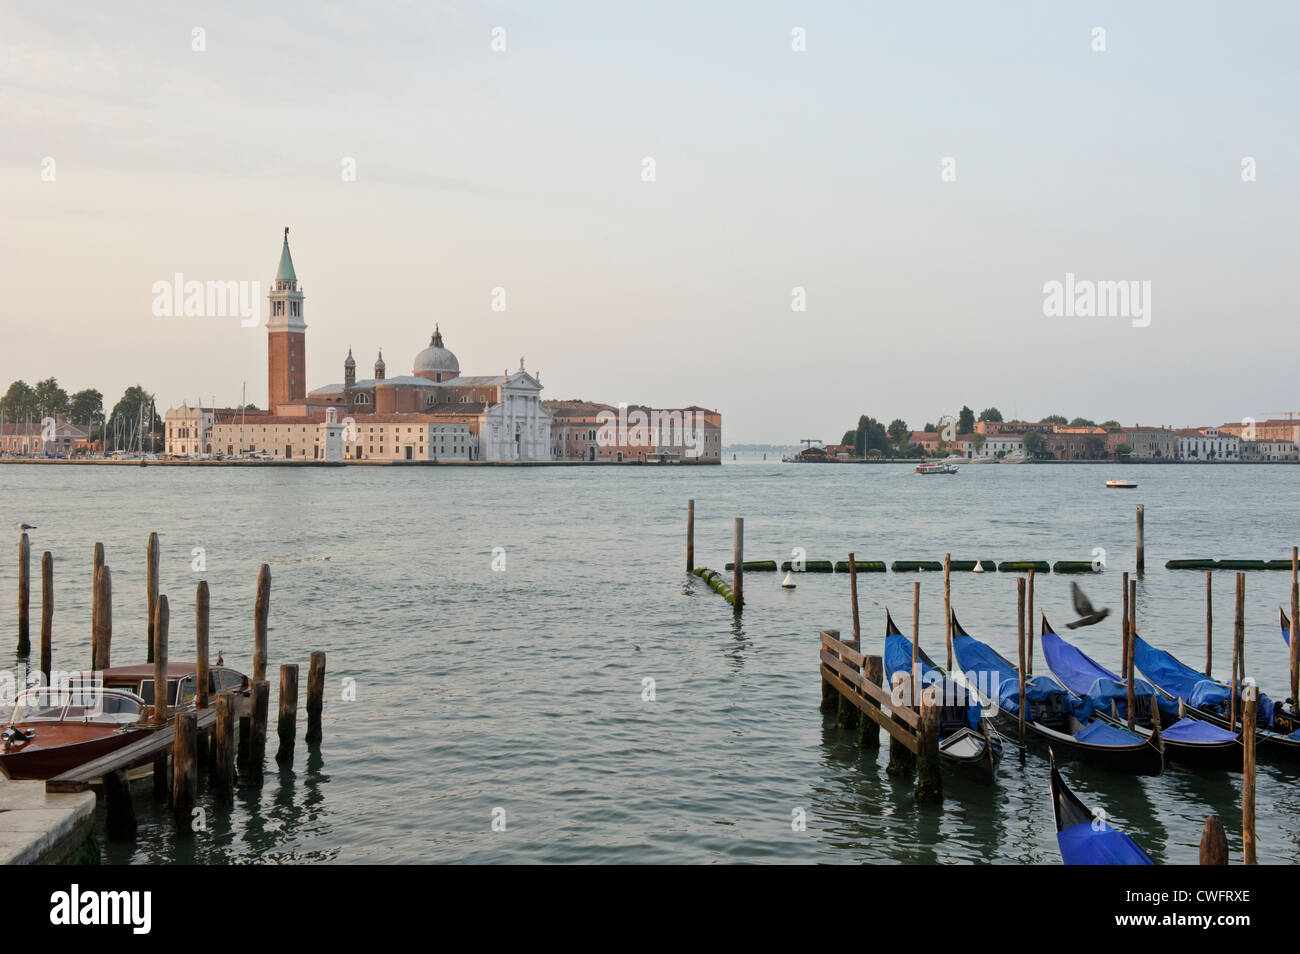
{"left": 0, "top": 380, "right": 36, "bottom": 421}
{"left": 851, "top": 415, "right": 890, "bottom": 458}
{"left": 972, "top": 433, "right": 986, "bottom": 453}
{"left": 957, "top": 406, "right": 975, "bottom": 434}
{"left": 33, "top": 378, "right": 69, "bottom": 421}
{"left": 1070, "top": 417, "right": 1096, "bottom": 427}
{"left": 840, "top": 430, "right": 856, "bottom": 446}
{"left": 1100, "top": 420, "right": 1120, "bottom": 429}
{"left": 68, "top": 389, "right": 103, "bottom": 426}
{"left": 887, "top": 419, "right": 909, "bottom": 448}
{"left": 978, "top": 407, "right": 1003, "bottom": 423}
{"left": 1116, "top": 442, "right": 1132, "bottom": 457}
{"left": 1023, "top": 429, "right": 1046, "bottom": 458}
{"left": 1039, "top": 414, "right": 1067, "bottom": 425}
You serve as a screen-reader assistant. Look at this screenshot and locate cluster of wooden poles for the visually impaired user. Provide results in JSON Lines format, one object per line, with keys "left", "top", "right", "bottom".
{"left": 16, "top": 531, "right": 326, "bottom": 840}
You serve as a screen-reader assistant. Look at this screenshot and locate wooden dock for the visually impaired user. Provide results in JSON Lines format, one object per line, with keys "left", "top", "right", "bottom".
{"left": 45, "top": 707, "right": 220, "bottom": 793}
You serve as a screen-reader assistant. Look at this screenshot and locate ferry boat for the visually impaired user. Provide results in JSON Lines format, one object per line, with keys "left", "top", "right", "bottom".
{"left": 0, "top": 662, "right": 249, "bottom": 780}
{"left": 916, "top": 462, "right": 958, "bottom": 475}
{"left": 1105, "top": 479, "right": 1137, "bottom": 489}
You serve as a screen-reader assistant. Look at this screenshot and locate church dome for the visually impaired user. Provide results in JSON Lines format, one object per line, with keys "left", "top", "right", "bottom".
{"left": 413, "top": 325, "right": 459, "bottom": 377}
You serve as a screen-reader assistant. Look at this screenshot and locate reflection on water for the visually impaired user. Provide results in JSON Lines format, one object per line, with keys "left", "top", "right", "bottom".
{"left": 3, "top": 461, "right": 1300, "bottom": 863}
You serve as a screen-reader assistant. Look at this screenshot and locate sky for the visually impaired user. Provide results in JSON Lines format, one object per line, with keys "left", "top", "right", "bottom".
{"left": 2, "top": 0, "right": 1297, "bottom": 443}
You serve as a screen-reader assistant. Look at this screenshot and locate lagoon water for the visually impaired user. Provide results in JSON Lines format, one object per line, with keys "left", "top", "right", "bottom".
{"left": 2, "top": 460, "right": 1298, "bottom": 864}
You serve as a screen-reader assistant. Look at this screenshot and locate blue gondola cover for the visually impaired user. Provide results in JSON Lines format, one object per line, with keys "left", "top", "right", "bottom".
{"left": 1133, "top": 636, "right": 1276, "bottom": 728}
{"left": 884, "top": 631, "right": 981, "bottom": 729}
{"left": 1058, "top": 822, "right": 1155, "bottom": 865}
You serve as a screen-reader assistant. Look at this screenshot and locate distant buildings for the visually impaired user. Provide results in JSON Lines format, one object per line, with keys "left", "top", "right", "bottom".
{"left": 0, "top": 421, "right": 88, "bottom": 457}
{"left": 163, "top": 231, "right": 721, "bottom": 463}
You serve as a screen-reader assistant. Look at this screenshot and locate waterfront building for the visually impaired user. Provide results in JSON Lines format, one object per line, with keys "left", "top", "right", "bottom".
{"left": 163, "top": 403, "right": 241, "bottom": 457}
{"left": 0, "top": 421, "right": 89, "bottom": 457}
{"left": 957, "top": 434, "right": 1025, "bottom": 460}
{"left": 1044, "top": 426, "right": 1108, "bottom": 460}
{"left": 208, "top": 409, "right": 465, "bottom": 462}
{"left": 1107, "top": 426, "right": 1177, "bottom": 459}
{"left": 545, "top": 401, "right": 722, "bottom": 462}
{"left": 1240, "top": 439, "right": 1298, "bottom": 462}
{"left": 1175, "top": 427, "right": 1239, "bottom": 461}
{"left": 1219, "top": 419, "right": 1300, "bottom": 444}
{"left": 909, "top": 431, "right": 941, "bottom": 453}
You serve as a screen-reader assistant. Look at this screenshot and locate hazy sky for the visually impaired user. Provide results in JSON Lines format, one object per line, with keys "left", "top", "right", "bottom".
{"left": 2, "top": 1, "right": 1297, "bottom": 443}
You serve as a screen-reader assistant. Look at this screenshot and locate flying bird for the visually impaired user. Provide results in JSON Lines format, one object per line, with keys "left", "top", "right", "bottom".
{"left": 1066, "top": 582, "right": 1111, "bottom": 629}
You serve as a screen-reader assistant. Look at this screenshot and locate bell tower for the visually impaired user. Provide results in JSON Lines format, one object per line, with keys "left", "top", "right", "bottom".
{"left": 267, "top": 227, "right": 307, "bottom": 413}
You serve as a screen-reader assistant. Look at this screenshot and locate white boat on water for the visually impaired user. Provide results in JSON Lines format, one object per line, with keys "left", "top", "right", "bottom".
{"left": 916, "top": 462, "right": 959, "bottom": 475}
{"left": 1106, "top": 479, "right": 1138, "bottom": 489}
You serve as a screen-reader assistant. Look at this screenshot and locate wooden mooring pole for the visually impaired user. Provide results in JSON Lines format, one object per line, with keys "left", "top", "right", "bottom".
{"left": 196, "top": 581, "right": 210, "bottom": 710}
{"left": 1243, "top": 683, "right": 1258, "bottom": 865}
{"left": 1199, "top": 815, "right": 1228, "bottom": 865}
{"left": 1230, "top": 574, "right": 1243, "bottom": 731}
{"left": 92, "top": 565, "right": 111, "bottom": 671}
{"left": 887, "top": 672, "right": 916, "bottom": 778}
{"left": 1017, "top": 578, "right": 1026, "bottom": 741}
{"left": 686, "top": 500, "right": 694, "bottom": 573}
{"left": 248, "top": 679, "right": 270, "bottom": 788}
{"left": 40, "top": 551, "right": 53, "bottom": 684}
{"left": 1291, "top": 547, "right": 1298, "bottom": 708}
{"left": 16, "top": 532, "right": 30, "bottom": 655}
{"left": 276, "top": 663, "right": 299, "bottom": 765}
{"left": 306, "top": 650, "right": 327, "bottom": 745}
{"left": 152, "top": 594, "right": 169, "bottom": 796}
{"left": 944, "top": 553, "right": 952, "bottom": 671}
{"left": 213, "top": 691, "right": 236, "bottom": 802}
{"left": 732, "top": 519, "right": 743, "bottom": 612}
{"left": 916, "top": 685, "right": 942, "bottom": 804}
{"left": 1026, "top": 568, "right": 1035, "bottom": 675}
{"left": 1126, "top": 588, "right": 1136, "bottom": 731}
{"left": 254, "top": 563, "right": 270, "bottom": 683}
{"left": 91, "top": 542, "right": 103, "bottom": 650}
{"left": 849, "top": 553, "right": 860, "bottom": 642}
{"left": 1136, "top": 504, "right": 1144, "bottom": 574}
{"left": 172, "top": 711, "right": 197, "bottom": 829}
{"left": 1121, "top": 571, "right": 1130, "bottom": 677}
{"left": 1205, "top": 571, "right": 1213, "bottom": 678}
{"left": 912, "top": 582, "right": 920, "bottom": 704}
{"left": 146, "top": 532, "right": 159, "bottom": 663}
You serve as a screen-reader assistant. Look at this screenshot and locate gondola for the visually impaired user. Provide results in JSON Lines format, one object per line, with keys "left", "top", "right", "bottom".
{"left": 1040, "top": 620, "right": 1243, "bottom": 770}
{"left": 950, "top": 611, "right": 1163, "bottom": 776}
{"left": 883, "top": 612, "right": 1003, "bottom": 782}
{"left": 1050, "top": 754, "right": 1154, "bottom": 865}
{"left": 1134, "top": 628, "right": 1300, "bottom": 763}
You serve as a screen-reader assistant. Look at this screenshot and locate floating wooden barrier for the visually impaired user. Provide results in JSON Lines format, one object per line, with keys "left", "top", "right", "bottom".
{"left": 723, "top": 560, "right": 778, "bottom": 571}
{"left": 998, "top": 561, "right": 1050, "bottom": 573}
{"left": 835, "top": 560, "right": 886, "bottom": 573}
{"left": 891, "top": 560, "right": 944, "bottom": 572}
{"left": 692, "top": 567, "right": 737, "bottom": 605}
{"left": 1167, "top": 558, "right": 1294, "bottom": 570}
{"left": 780, "top": 560, "right": 834, "bottom": 572}
{"left": 1051, "top": 561, "right": 1099, "bottom": 573}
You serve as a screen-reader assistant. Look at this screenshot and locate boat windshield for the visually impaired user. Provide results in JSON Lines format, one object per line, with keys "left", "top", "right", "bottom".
{"left": 10, "top": 689, "right": 69, "bottom": 723}
{"left": 10, "top": 688, "right": 145, "bottom": 724}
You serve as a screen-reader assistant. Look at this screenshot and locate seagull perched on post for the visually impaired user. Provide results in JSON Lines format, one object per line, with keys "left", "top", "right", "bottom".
{"left": 1066, "top": 582, "right": 1111, "bottom": 629}
{"left": 17, "top": 522, "right": 36, "bottom": 531}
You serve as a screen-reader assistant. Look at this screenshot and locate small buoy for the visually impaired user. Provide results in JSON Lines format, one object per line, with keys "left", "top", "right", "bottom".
{"left": 972, "top": 561, "right": 985, "bottom": 574}
{"left": 781, "top": 571, "right": 796, "bottom": 589}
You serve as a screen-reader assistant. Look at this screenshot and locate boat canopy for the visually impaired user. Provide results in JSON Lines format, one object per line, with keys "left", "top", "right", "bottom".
{"left": 952, "top": 633, "right": 1088, "bottom": 722}
{"left": 1043, "top": 629, "right": 1182, "bottom": 719}
{"left": 1057, "top": 822, "right": 1154, "bottom": 865}
{"left": 1133, "top": 635, "right": 1276, "bottom": 728}
{"left": 884, "top": 631, "right": 981, "bottom": 730}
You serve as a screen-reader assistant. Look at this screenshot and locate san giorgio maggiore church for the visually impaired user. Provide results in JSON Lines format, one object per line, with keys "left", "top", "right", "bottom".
{"left": 165, "top": 231, "right": 722, "bottom": 463}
